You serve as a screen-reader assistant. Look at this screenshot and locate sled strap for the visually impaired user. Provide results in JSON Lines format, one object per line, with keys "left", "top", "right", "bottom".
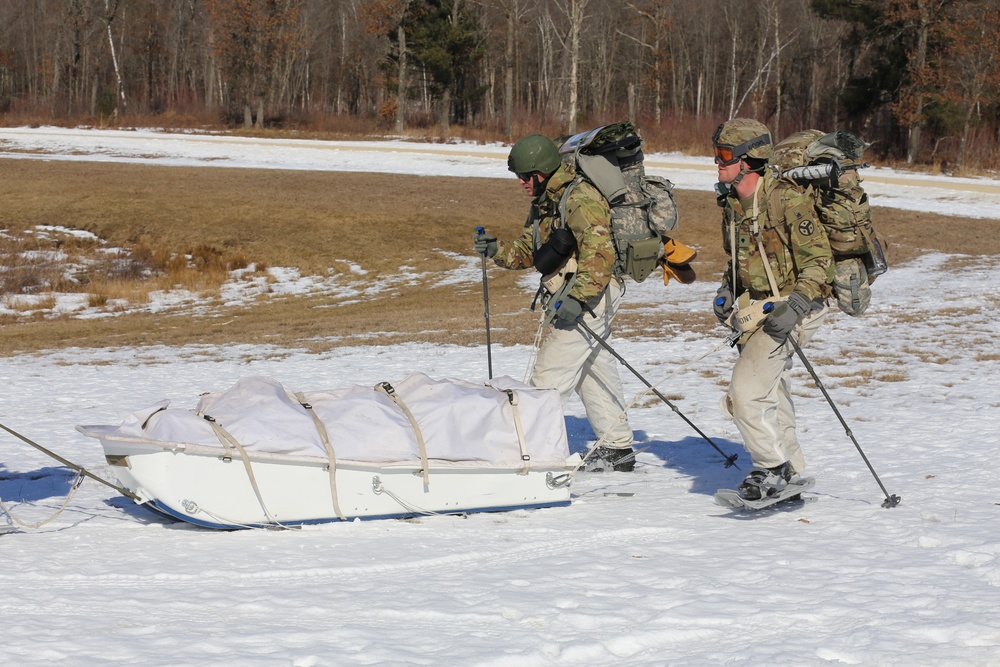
{"left": 202, "top": 413, "right": 282, "bottom": 526}
{"left": 375, "top": 382, "right": 430, "bottom": 487}
{"left": 295, "top": 392, "right": 346, "bottom": 521}
{"left": 502, "top": 389, "right": 531, "bottom": 474}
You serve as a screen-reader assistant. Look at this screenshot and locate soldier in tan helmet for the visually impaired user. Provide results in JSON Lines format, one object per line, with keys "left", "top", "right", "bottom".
{"left": 711, "top": 118, "right": 835, "bottom": 501}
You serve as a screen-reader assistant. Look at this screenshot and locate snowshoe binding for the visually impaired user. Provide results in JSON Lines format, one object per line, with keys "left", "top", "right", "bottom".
{"left": 739, "top": 462, "right": 794, "bottom": 501}
{"left": 583, "top": 445, "right": 637, "bottom": 472}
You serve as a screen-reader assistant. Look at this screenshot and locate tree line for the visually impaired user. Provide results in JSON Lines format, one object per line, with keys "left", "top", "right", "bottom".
{"left": 0, "top": 0, "right": 997, "bottom": 169}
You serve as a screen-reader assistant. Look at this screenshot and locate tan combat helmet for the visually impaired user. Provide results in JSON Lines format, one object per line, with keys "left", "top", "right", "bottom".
{"left": 711, "top": 118, "right": 773, "bottom": 163}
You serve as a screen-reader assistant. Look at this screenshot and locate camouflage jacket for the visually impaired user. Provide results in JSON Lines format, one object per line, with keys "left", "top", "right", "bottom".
{"left": 720, "top": 170, "right": 834, "bottom": 301}
{"left": 493, "top": 162, "right": 616, "bottom": 302}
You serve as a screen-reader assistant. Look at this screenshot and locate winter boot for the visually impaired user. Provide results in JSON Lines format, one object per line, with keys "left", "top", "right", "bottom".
{"left": 585, "top": 446, "right": 636, "bottom": 472}
{"left": 738, "top": 462, "right": 793, "bottom": 500}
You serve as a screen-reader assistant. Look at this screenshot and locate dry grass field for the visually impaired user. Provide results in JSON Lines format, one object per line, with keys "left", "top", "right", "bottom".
{"left": 1, "top": 158, "right": 996, "bottom": 357}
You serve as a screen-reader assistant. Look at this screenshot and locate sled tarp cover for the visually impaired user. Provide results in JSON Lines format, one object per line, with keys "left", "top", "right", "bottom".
{"left": 104, "top": 374, "right": 570, "bottom": 469}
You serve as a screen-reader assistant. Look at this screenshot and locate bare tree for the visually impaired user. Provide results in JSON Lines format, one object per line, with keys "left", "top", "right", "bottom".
{"left": 625, "top": 0, "right": 672, "bottom": 125}
{"left": 103, "top": 0, "right": 125, "bottom": 117}
{"left": 495, "top": 0, "right": 526, "bottom": 139}
{"left": 886, "top": 0, "right": 949, "bottom": 163}
{"left": 936, "top": 3, "right": 1000, "bottom": 168}
{"left": 561, "top": 0, "right": 588, "bottom": 133}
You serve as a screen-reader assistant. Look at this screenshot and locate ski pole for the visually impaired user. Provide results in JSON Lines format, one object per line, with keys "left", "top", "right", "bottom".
{"left": 0, "top": 421, "right": 141, "bottom": 502}
{"left": 571, "top": 316, "right": 740, "bottom": 469}
{"left": 475, "top": 226, "right": 494, "bottom": 379}
{"left": 788, "top": 337, "right": 901, "bottom": 508}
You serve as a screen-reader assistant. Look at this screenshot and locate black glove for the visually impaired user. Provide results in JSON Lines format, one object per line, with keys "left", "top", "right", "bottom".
{"left": 713, "top": 284, "right": 733, "bottom": 323}
{"left": 762, "top": 291, "right": 812, "bottom": 343}
{"left": 473, "top": 230, "right": 498, "bottom": 258}
{"left": 553, "top": 297, "right": 583, "bottom": 323}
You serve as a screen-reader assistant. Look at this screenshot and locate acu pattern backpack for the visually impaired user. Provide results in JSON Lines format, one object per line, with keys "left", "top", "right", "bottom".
{"left": 769, "top": 129, "right": 888, "bottom": 316}
{"left": 556, "top": 121, "right": 679, "bottom": 283}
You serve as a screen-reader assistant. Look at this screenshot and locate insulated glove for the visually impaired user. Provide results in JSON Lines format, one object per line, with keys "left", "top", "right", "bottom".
{"left": 713, "top": 284, "right": 734, "bottom": 323}
{"left": 762, "top": 291, "right": 812, "bottom": 343}
{"left": 553, "top": 297, "right": 583, "bottom": 323}
{"left": 659, "top": 238, "right": 698, "bottom": 286}
{"left": 473, "top": 230, "right": 498, "bottom": 258}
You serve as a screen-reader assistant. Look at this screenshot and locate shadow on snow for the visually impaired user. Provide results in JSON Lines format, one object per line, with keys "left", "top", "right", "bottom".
{"left": 563, "top": 416, "right": 747, "bottom": 496}
{"left": 0, "top": 464, "right": 79, "bottom": 502}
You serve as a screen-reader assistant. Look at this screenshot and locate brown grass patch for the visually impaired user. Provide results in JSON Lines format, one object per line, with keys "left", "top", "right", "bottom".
{"left": 1, "top": 157, "right": 998, "bottom": 356}
{"left": 632, "top": 395, "right": 664, "bottom": 409}
{"left": 790, "top": 389, "right": 819, "bottom": 399}
{"left": 837, "top": 348, "right": 889, "bottom": 361}
{"left": 3, "top": 293, "right": 57, "bottom": 313}
{"left": 900, "top": 346, "right": 959, "bottom": 364}
{"left": 830, "top": 369, "right": 875, "bottom": 387}
{"left": 806, "top": 356, "right": 838, "bottom": 366}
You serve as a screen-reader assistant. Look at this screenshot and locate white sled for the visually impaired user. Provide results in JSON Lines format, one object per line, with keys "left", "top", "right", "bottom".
{"left": 77, "top": 374, "right": 575, "bottom": 529}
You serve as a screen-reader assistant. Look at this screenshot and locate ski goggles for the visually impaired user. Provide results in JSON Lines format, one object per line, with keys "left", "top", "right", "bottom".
{"left": 713, "top": 145, "right": 741, "bottom": 166}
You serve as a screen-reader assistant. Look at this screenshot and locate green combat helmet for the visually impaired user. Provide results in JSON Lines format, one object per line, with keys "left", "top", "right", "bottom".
{"left": 508, "top": 134, "right": 562, "bottom": 175}
{"left": 711, "top": 118, "right": 773, "bottom": 162}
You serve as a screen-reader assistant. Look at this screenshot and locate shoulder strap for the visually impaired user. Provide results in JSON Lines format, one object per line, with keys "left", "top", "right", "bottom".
{"left": 764, "top": 176, "right": 797, "bottom": 247}
{"left": 556, "top": 176, "right": 584, "bottom": 231}
{"left": 750, "top": 179, "right": 782, "bottom": 298}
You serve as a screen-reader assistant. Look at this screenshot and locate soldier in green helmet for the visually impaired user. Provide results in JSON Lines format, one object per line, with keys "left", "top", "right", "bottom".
{"left": 711, "top": 118, "right": 835, "bottom": 501}
{"left": 473, "top": 133, "right": 635, "bottom": 472}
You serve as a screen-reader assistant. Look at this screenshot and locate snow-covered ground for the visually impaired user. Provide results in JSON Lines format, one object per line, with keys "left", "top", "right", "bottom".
{"left": 1, "top": 128, "right": 999, "bottom": 666}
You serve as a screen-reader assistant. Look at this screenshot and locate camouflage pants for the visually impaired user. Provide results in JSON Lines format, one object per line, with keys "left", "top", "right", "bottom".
{"left": 531, "top": 279, "right": 634, "bottom": 449}
{"left": 728, "top": 306, "right": 828, "bottom": 473}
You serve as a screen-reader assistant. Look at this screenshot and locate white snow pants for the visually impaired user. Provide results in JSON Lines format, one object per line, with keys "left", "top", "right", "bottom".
{"left": 728, "top": 306, "right": 828, "bottom": 473}
{"left": 530, "top": 279, "right": 634, "bottom": 448}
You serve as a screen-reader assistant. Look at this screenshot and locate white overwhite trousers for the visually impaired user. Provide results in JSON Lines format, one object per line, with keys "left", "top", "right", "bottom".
{"left": 530, "top": 280, "right": 634, "bottom": 448}
{"left": 728, "top": 306, "right": 828, "bottom": 473}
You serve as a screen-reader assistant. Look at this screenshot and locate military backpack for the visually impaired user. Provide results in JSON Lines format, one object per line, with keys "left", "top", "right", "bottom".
{"left": 769, "top": 129, "right": 888, "bottom": 316}
{"left": 556, "top": 121, "right": 679, "bottom": 283}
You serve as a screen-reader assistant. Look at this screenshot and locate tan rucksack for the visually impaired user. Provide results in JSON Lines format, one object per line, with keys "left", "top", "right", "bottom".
{"left": 770, "top": 130, "right": 888, "bottom": 316}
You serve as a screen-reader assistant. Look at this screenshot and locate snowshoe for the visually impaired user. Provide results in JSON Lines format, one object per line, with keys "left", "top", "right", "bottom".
{"left": 715, "top": 476, "right": 816, "bottom": 511}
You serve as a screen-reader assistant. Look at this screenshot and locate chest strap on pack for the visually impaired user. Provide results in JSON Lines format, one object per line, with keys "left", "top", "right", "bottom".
{"left": 376, "top": 382, "right": 430, "bottom": 488}
{"left": 295, "top": 392, "right": 346, "bottom": 521}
